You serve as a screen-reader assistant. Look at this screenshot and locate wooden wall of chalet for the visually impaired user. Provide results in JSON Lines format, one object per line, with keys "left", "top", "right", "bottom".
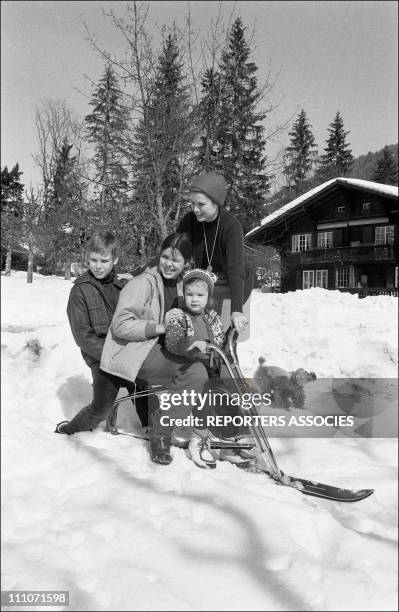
{"left": 272, "top": 185, "right": 398, "bottom": 292}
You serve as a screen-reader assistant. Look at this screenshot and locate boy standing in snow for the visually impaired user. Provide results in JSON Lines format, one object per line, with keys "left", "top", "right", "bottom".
{"left": 165, "top": 269, "right": 253, "bottom": 469}
{"left": 55, "top": 229, "right": 147, "bottom": 435}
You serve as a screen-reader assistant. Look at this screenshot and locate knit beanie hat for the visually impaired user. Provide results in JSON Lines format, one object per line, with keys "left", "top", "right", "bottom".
{"left": 183, "top": 268, "right": 217, "bottom": 296}
{"left": 189, "top": 172, "right": 227, "bottom": 207}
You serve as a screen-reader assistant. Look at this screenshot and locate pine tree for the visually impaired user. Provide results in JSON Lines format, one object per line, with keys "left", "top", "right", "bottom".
{"left": 85, "top": 64, "right": 137, "bottom": 269}
{"left": 318, "top": 111, "right": 354, "bottom": 178}
{"left": 152, "top": 33, "right": 190, "bottom": 217}
{"left": 284, "top": 109, "right": 318, "bottom": 194}
{"left": 45, "top": 142, "right": 87, "bottom": 278}
{"left": 1, "top": 163, "right": 24, "bottom": 274}
{"left": 196, "top": 17, "right": 270, "bottom": 232}
{"left": 197, "top": 68, "right": 223, "bottom": 170}
{"left": 132, "top": 32, "right": 197, "bottom": 247}
{"left": 373, "top": 145, "right": 398, "bottom": 185}
{"left": 85, "top": 64, "right": 130, "bottom": 208}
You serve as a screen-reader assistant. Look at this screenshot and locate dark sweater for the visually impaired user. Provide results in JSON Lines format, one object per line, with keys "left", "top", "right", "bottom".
{"left": 162, "top": 277, "right": 180, "bottom": 314}
{"left": 177, "top": 208, "right": 253, "bottom": 312}
{"left": 91, "top": 270, "right": 121, "bottom": 313}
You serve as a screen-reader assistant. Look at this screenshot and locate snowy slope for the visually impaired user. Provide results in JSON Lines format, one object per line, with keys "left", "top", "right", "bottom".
{"left": 1, "top": 272, "right": 398, "bottom": 612}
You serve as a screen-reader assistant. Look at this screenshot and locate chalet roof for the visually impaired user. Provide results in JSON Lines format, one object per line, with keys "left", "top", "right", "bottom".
{"left": 246, "top": 178, "right": 399, "bottom": 240}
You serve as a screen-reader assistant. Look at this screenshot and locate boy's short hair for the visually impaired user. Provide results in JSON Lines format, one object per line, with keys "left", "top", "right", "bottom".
{"left": 86, "top": 229, "right": 118, "bottom": 258}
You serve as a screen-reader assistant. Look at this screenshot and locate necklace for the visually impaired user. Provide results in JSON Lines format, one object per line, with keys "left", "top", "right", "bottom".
{"left": 203, "top": 215, "right": 220, "bottom": 273}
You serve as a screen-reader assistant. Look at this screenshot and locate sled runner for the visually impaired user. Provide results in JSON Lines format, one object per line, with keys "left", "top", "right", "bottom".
{"left": 106, "top": 328, "right": 374, "bottom": 503}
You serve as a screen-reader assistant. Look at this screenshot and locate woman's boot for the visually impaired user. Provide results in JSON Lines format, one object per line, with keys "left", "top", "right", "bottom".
{"left": 149, "top": 434, "right": 173, "bottom": 465}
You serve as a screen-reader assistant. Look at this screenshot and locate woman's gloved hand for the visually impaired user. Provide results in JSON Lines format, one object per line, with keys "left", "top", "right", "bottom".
{"left": 230, "top": 311, "right": 248, "bottom": 333}
{"left": 164, "top": 308, "right": 183, "bottom": 325}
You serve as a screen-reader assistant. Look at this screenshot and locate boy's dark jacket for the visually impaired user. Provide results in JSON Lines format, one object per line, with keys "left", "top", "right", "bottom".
{"left": 67, "top": 270, "right": 126, "bottom": 367}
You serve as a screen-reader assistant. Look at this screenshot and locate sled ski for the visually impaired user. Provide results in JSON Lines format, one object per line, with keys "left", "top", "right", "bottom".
{"left": 277, "top": 473, "right": 374, "bottom": 502}
{"left": 250, "top": 459, "right": 374, "bottom": 501}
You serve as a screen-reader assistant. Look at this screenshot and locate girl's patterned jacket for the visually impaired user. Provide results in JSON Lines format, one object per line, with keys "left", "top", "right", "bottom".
{"left": 165, "top": 308, "right": 224, "bottom": 357}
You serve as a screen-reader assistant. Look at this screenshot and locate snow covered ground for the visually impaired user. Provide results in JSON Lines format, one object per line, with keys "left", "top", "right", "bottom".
{"left": 1, "top": 272, "right": 398, "bottom": 611}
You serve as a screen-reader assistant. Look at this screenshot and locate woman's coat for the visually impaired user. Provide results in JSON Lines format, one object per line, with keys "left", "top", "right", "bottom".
{"left": 100, "top": 266, "right": 182, "bottom": 383}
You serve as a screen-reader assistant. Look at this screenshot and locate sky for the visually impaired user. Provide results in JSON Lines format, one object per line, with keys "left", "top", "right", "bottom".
{"left": 1, "top": 0, "right": 398, "bottom": 191}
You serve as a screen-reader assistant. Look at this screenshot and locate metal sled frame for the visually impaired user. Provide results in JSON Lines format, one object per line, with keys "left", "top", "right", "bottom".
{"left": 106, "top": 385, "right": 167, "bottom": 435}
{"left": 207, "top": 328, "right": 282, "bottom": 479}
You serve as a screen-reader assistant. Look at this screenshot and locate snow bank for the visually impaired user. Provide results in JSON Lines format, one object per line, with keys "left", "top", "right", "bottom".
{"left": 1, "top": 272, "right": 398, "bottom": 611}
{"left": 239, "top": 287, "right": 398, "bottom": 378}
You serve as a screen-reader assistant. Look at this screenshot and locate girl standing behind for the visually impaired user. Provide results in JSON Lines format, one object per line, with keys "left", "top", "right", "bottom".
{"left": 177, "top": 172, "right": 254, "bottom": 339}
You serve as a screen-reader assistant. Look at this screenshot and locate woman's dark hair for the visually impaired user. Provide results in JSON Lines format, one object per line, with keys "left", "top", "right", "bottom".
{"left": 131, "top": 232, "right": 193, "bottom": 277}
{"left": 160, "top": 232, "right": 192, "bottom": 262}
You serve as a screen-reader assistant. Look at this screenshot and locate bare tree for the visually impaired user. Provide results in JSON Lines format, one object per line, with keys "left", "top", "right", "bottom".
{"left": 33, "top": 100, "right": 90, "bottom": 276}
{"left": 23, "top": 187, "right": 45, "bottom": 283}
{"left": 33, "top": 99, "right": 84, "bottom": 205}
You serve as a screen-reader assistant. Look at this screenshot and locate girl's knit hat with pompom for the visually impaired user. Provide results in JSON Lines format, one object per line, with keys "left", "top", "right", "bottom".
{"left": 189, "top": 172, "right": 227, "bottom": 207}
{"left": 183, "top": 268, "right": 217, "bottom": 296}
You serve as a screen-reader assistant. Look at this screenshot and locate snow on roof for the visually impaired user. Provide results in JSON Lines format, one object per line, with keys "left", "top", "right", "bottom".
{"left": 246, "top": 178, "right": 399, "bottom": 239}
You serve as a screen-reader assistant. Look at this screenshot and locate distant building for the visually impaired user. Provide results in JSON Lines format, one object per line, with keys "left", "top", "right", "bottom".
{"left": 246, "top": 178, "right": 398, "bottom": 296}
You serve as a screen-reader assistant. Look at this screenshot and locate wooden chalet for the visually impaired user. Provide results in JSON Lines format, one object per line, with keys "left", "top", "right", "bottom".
{"left": 246, "top": 178, "right": 398, "bottom": 296}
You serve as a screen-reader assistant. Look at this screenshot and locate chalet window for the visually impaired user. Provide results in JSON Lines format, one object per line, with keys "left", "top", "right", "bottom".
{"left": 337, "top": 206, "right": 345, "bottom": 213}
{"left": 303, "top": 269, "right": 327, "bottom": 289}
{"left": 363, "top": 202, "right": 371, "bottom": 210}
{"left": 292, "top": 234, "right": 312, "bottom": 252}
{"left": 317, "top": 231, "right": 333, "bottom": 248}
{"left": 375, "top": 225, "right": 394, "bottom": 245}
{"left": 316, "top": 270, "right": 328, "bottom": 288}
{"left": 335, "top": 266, "right": 354, "bottom": 288}
{"left": 302, "top": 270, "right": 314, "bottom": 289}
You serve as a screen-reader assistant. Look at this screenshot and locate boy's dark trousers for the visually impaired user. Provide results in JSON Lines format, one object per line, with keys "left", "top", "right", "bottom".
{"left": 62, "top": 364, "right": 148, "bottom": 434}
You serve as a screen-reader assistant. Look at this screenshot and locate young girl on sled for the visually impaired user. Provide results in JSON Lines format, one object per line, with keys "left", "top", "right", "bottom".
{"left": 165, "top": 268, "right": 255, "bottom": 470}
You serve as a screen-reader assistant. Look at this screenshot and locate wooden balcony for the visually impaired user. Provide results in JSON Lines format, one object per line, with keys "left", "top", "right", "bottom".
{"left": 288, "top": 243, "right": 396, "bottom": 265}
